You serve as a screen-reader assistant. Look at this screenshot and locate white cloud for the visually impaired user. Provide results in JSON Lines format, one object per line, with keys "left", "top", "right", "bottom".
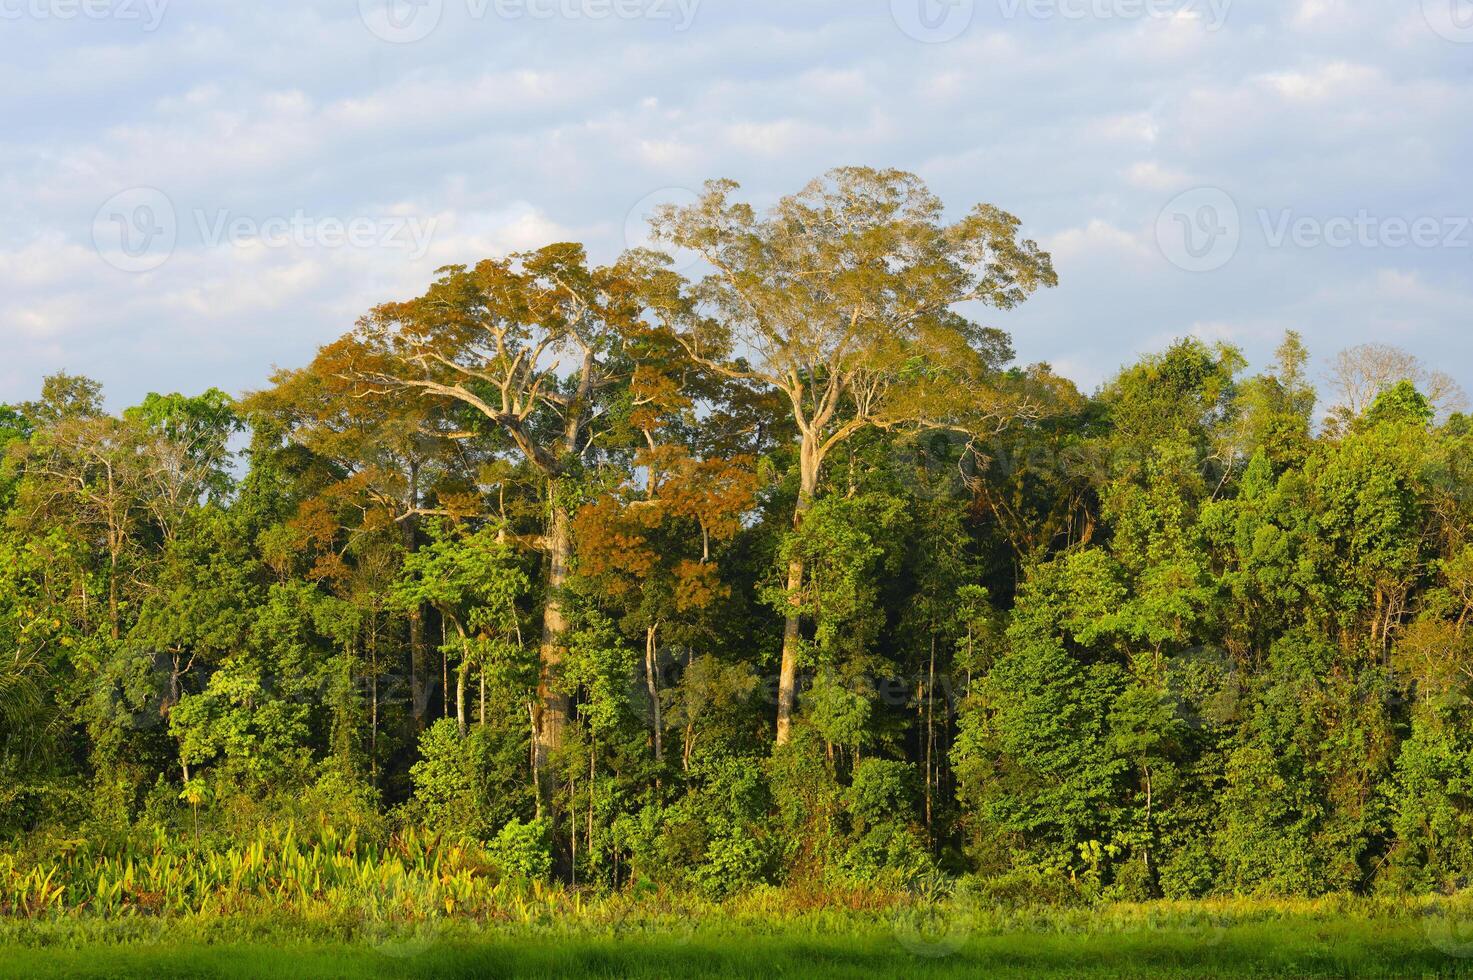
{"left": 1124, "top": 161, "right": 1190, "bottom": 190}
{"left": 1260, "top": 61, "right": 1381, "bottom": 102}
{"left": 1, "top": 1, "right": 1470, "bottom": 406}
{"left": 721, "top": 119, "right": 805, "bottom": 157}
{"left": 1290, "top": 0, "right": 1337, "bottom": 28}
{"left": 1045, "top": 220, "right": 1152, "bottom": 264}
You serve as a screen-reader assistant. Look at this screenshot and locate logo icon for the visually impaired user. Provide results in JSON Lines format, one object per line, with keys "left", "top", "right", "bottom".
{"left": 360, "top": 0, "right": 444, "bottom": 43}
{"left": 624, "top": 187, "right": 703, "bottom": 274}
{"left": 1171, "top": 909, "right": 1231, "bottom": 949}
{"left": 1167, "top": 645, "right": 1242, "bottom": 731}
{"left": 372, "top": 922, "right": 444, "bottom": 959}
{"left": 93, "top": 187, "right": 177, "bottom": 273}
{"left": 1426, "top": 896, "right": 1473, "bottom": 958}
{"left": 891, "top": 0, "right": 975, "bottom": 43}
{"left": 1156, "top": 187, "right": 1241, "bottom": 273}
{"left": 893, "top": 899, "right": 972, "bottom": 958}
{"left": 1423, "top": 0, "right": 1473, "bottom": 43}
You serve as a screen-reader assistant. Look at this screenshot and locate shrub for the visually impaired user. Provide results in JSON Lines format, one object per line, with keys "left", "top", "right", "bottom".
{"left": 490, "top": 818, "right": 553, "bottom": 882}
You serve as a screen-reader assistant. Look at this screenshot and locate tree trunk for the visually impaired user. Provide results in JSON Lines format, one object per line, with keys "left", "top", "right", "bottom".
{"left": 454, "top": 619, "right": 469, "bottom": 736}
{"left": 529, "top": 701, "right": 542, "bottom": 821}
{"left": 106, "top": 469, "right": 121, "bottom": 641}
{"left": 107, "top": 534, "right": 121, "bottom": 641}
{"left": 775, "top": 437, "right": 820, "bottom": 745}
{"left": 370, "top": 620, "right": 379, "bottom": 785}
{"left": 108, "top": 567, "right": 120, "bottom": 640}
{"left": 926, "top": 634, "right": 936, "bottom": 842}
{"left": 583, "top": 733, "right": 589, "bottom": 872}
{"left": 533, "top": 501, "right": 573, "bottom": 809}
{"left": 401, "top": 476, "right": 429, "bottom": 727}
{"left": 645, "top": 624, "right": 663, "bottom": 766}
{"left": 456, "top": 664, "right": 467, "bottom": 736}
{"left": 408, "top": 607, "right": 428, "bottom": 725}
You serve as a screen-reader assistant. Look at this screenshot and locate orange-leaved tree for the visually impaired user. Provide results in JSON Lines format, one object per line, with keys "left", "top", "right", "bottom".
{"left": 329, "top": 243, "right": 646, "bottom": 807}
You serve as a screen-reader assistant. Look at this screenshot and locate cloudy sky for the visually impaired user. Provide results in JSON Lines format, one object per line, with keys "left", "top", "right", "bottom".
{"left": 2, "top": 0, "right": 1470, "bottom": 408}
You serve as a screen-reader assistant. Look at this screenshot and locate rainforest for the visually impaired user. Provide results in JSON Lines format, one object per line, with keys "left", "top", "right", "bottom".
{"left": 3, "top": 170, "right": 1473, "bottom": 976}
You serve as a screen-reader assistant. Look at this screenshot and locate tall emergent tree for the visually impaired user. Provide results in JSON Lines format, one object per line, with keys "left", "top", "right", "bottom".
{"left": 330, "top": 243, "right": 643, "bottom": 806}
{"left": 650, "top": 167, "right": 1057, "bottom": 743}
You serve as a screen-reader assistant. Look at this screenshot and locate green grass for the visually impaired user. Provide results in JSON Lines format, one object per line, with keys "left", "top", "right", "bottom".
{"left": 7, "top": 827, "right": 1472, "bottom": 976}
{"left": 6, "top": 912, "right": 1473, "bottom": 978}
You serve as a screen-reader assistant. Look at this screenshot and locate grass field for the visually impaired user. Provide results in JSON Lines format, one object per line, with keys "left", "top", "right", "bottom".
{"left": 5, "top": 907, "right": 1473, "bottom": 978}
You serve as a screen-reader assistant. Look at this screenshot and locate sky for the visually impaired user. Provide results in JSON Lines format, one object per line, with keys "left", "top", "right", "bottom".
{"left": 2, "top": 0, "right": 1471, "bottom": 409}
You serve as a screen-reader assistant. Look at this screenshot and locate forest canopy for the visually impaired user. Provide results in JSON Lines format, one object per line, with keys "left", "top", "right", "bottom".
{"left": 3, "top": 167, "right": 1472, "bottom": 902}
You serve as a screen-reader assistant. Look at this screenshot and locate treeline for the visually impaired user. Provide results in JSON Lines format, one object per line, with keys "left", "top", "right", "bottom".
{"left": 2, "top": 168, "right": 1472, "bottom": 902}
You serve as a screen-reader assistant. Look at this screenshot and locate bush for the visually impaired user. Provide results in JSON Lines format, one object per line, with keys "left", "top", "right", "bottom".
{"left": 620, "top": 757, "right": 777, "bottom": 897}
{"left": 490, "top": 818, "right": 553, "bottom": 882}
{"left": 407, "top": 719, "right": 532, "bottom": 841}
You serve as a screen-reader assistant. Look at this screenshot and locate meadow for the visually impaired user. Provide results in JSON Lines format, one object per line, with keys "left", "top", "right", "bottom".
{"left": 4, "top": 901, "right": 1473, "bottom": 978}
{"left": 2, "top": 830, "right": 1472, "bottom": 980}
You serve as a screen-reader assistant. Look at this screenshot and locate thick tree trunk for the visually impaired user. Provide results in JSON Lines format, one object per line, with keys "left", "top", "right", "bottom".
{"left": 775, "top": 438, "right": 820, "bottom": 745}
{"left": 775, "top": 556, "right": 805, "bottom": 745}
{"left": 533, "top": 501, "right": 573, "bottom": 809}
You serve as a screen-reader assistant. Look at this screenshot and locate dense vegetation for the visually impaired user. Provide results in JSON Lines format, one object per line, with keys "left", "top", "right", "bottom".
{"left": 3, "top": 168, "right": 1472, "bottom": 925}
{"left": 7, "top": 898, "right": 1473, "bottom": 977}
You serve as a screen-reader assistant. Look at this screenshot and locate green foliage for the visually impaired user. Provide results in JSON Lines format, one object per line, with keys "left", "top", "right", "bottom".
{"left": 0, "top": 281, "right": 1470, "bottom": 910}
{"left": 407, "top": 720, "right": 531, "bottom": 841}
{"left": 834, "top": 759, "right": 931, "bottom": 885}
{"left": 489, "top": 818, "right": 553, "bottom": 881}
{"left": 1213, "top": 632, "right": 1393, "bottom": 895}
{"left": 623, "top": 756, "right": 777, "bottom": 898}
{"left": 769, "top": 492, "right": 908, "bottom": 664}
{"left": 1364, "top": 380, "right": 1434, "bottom": 429}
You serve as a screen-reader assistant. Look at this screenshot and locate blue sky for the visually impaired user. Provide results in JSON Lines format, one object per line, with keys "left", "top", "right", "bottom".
{"left": 2, "top": 0, "right": 1470, "bottom": 408}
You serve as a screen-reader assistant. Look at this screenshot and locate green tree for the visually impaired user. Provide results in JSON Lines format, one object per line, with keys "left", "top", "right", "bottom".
{"left": 651, "top": 167, "right": 1056, "bottom": 744}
